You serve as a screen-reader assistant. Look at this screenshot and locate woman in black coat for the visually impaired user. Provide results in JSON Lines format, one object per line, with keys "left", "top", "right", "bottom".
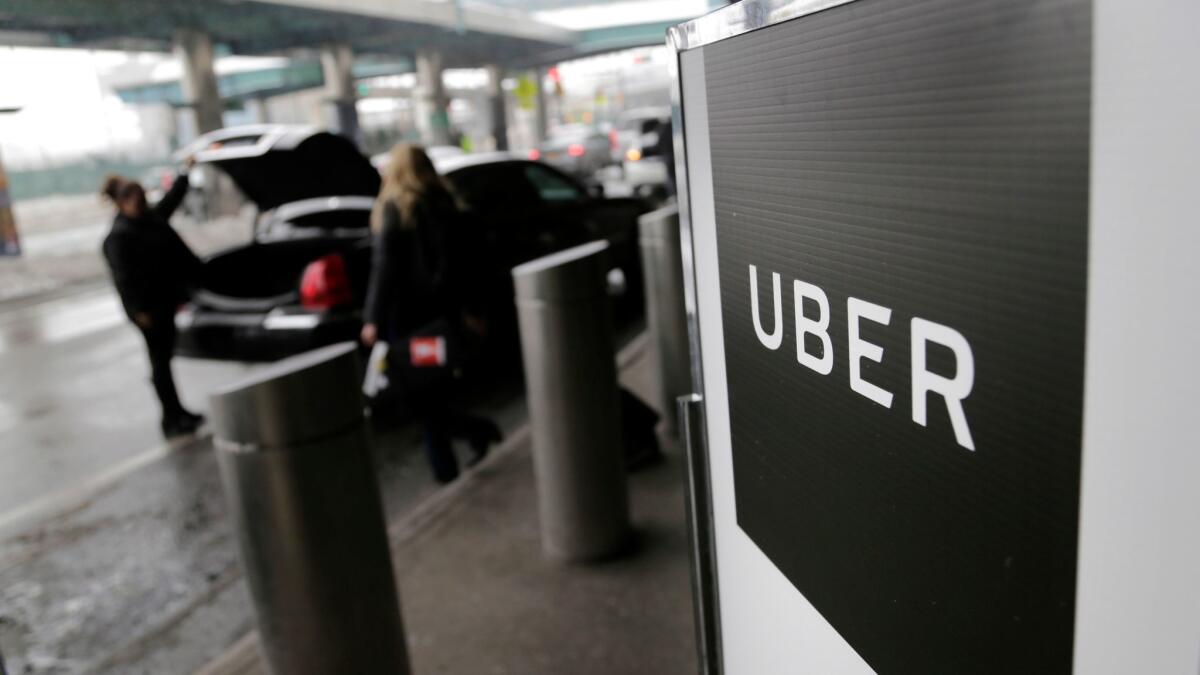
{"left": 101, "top": 161, "right": 204, "bottom": 437}
{"left": 361, "top": 144, "right": 501, "bottom": 484}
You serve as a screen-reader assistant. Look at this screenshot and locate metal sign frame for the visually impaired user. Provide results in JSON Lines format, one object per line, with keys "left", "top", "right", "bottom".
{"left": 668, "top": 6, "right": 869, "bottom": 672}
{"left": 667, "top": 1, "right": 1200, "bottom": 673}
{"left": 666, "top": 4, "right": 867, "bottom": 672}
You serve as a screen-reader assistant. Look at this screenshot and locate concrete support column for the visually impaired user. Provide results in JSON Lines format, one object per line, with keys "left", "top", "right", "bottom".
{"left": 414, "top": 49, "right": 451, "bottom": 146}
{"left": 174, "top": 28, "right": 227, "bottom": 218}
{"left": 534, "top": 67, "right": 549, "bottom": 145}
{"left": 173, "top": 28, "right": 223, "bottom": 140}
{"left": 321, "top": 43, "right": 359, "bottom": 143}
{"left": 486, "top": 64, "right": 508, "bottom": 151}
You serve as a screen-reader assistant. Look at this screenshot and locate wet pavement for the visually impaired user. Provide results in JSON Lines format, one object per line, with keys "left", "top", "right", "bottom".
{"left": 0, "top": 183, "right": 657, "bottom": 674}
{"left": 0, "top": 283, "right": 529, "bottom": 674}
{"left": 200, "top": 340, "right": 694, "bottom": 675}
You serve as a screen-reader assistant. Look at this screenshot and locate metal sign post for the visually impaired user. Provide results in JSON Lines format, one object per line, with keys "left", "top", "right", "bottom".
{"left": 210, "top": 343, "right": 410, "bottom": 675}
{"left": 669, "top": 0, "right": 1199, "bottom": 673}
{"left": 639, "top": 204, "right": 692, "bottom": 437}
{"left": 513, "top": 241, "right": 632, "bottom": 562}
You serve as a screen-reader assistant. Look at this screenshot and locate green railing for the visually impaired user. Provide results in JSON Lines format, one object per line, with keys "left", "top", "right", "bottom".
{"left": 7, "top": 159, "right": 171, "bottom": 201}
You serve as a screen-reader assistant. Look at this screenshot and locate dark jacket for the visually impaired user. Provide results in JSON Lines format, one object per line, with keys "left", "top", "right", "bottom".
{"left": 363, "top": 186, "right": 467, "bottom": 338}
{"left": 102, "top": 174, "right": 203, "bottom": 320}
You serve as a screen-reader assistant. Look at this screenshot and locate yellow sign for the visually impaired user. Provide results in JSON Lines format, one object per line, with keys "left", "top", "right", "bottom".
{"left": 514, "top": 76, "right": 538, "bottom": 111}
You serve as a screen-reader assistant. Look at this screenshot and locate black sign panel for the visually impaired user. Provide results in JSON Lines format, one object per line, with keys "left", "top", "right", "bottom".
{"left": 705, "top": 0, "right": 1089, "bottom": 672}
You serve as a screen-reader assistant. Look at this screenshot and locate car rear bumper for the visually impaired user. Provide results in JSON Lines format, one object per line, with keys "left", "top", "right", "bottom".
{"left": 175, "top": 305, "right": 361, "bottom": 361}
{"left": 543, "top": 156, "right": 586, "bottom": 175}
{"left": 622, "top": 158, "right": 668, "bottom": 186}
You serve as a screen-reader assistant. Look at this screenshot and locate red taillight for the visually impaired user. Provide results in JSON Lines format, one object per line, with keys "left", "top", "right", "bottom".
{"left": 528, "top": 148, "right": 541, "bottom": 161}
{"left": 567, "top": 143, "right": 585, "bottom": 158}
{"left": 300, "top": 254, "right": 352, "bottom": 309}
{"left": 609, "top": 129, "right": 619, "bottom": 151}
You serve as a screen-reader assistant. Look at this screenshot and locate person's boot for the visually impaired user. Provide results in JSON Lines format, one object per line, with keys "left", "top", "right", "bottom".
{"left": 424, "top": 431, "right": 460, "bottom": 485}
{"left": 161, "top": 410, "right": 204, "bottom": 439}
{"left": 465, "top": 418, "right": 503, "bottom": 468}
{"left": 180, "top": 410, "right": 205, "bottom": 429}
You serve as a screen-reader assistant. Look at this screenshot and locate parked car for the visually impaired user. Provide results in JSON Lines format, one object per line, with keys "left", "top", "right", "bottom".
{"left": 530, "top": 124, "right": 613, "bottom": 181}
{"left": 174, "top": 125, "right": 649, "bottom": 362}
{"left": 614, "top": 107, "right": 671, "bottom": 197}
{"left": 370, "top": 145, "right": 464, "bottom": 173}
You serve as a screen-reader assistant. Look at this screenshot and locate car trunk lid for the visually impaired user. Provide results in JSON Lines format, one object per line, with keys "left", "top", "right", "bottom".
{"left": 188, "top": 127, "right": 381, "bottom": 212}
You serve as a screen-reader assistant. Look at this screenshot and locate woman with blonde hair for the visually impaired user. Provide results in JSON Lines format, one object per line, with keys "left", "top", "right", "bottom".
{"left": 362, "top": 144, "right": 500, "bottom": 484}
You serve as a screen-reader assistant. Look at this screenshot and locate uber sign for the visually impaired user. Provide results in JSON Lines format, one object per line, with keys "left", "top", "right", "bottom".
{"left": 705, "top": 0, "right": 1089, "bottom": 672}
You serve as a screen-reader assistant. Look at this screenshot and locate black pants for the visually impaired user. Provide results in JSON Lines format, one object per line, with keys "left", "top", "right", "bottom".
{"left": 138, "top": 310, "right": 186, "bottom": 421}
{"left": 407, "top": 380, "right": 492, "bottom": 484}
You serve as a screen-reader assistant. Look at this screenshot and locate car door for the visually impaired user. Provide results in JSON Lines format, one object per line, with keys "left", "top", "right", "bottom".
{"left": 445, "top": 163, "right": 530, "bottom": 266}
{"left": 520, "top": 162, "right": 648, "bottom": 309}
{"left": 448, "top": 160, "right": 645, "bottom": 287}
{"left": 519, "top": 162, "right": 599, "bottom": 252}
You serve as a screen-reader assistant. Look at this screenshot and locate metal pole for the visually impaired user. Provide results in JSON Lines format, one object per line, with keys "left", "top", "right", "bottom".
{"left": 679, "top": 394, "right": 723, "bottom": 674}
{"left": 639, "top": 204, "right": 692, "bottom": 437}
{"left": 209, "top": 343, "right": 410, "bottom": 675}
{"left": 513, "top": 241, "right": 631, "bottom": 562}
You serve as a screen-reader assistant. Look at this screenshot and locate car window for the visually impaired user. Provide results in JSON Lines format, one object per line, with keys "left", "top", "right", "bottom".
{"left": 523, "top": 164, "right": 583, "bottom": 203}
{"left": 447, "top": 164, "right": 540, "bottom": 210}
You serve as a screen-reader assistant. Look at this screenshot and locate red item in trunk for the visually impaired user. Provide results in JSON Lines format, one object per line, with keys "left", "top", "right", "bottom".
{"left": 300, "top": 254, "right": 352, "bottom": 309}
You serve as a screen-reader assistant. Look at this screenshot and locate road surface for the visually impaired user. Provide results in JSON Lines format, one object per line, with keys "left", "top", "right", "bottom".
{"left": 0, "top": 285, "right": 525, "bottom": 674}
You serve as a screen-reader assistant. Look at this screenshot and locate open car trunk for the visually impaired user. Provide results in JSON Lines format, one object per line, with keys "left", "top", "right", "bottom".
{"left": 188, "top": 128, "right": 381, "bottom": 213}
{"left": 196, "top": 236, "right": 372, "bottom": 312}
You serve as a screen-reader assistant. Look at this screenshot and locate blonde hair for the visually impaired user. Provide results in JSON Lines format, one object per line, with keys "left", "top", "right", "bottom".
{"left": 371, "top": 143, "right": 442, "bottom": 231}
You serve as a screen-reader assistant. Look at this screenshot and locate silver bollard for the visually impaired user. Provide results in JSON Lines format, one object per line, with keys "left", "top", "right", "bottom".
{"left": 639, "top": 204, "right": 692, "bottom": 437}
{"left": 209, "top": 343, "right": 410, "bottom": 675}
{"left": 513, "top": 241, "right": 632, "bottom": 562}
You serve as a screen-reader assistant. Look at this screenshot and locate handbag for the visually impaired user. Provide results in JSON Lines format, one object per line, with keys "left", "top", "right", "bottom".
{"left": 363, "top": 315, "right": 470, "bottom": 404}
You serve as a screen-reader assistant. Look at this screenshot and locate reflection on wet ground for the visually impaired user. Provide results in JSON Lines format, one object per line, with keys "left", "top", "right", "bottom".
{"left": 0, "top": 283, "right": 528, "bottom": 673}
{"left": 0, "top": 409, "right": 523, "bottom": 674}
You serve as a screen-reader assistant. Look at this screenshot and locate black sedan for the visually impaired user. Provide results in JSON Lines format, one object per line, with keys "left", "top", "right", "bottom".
{"left": 175, "top": 125, "right": 649, "bottom": 361}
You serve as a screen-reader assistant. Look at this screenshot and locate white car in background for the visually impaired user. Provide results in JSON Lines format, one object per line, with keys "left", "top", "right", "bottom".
{"left": 370, "top": 145, "right": 464, "bottom": 173}
{"left": 613, "top": 107, "right": 671, "bottom": 196}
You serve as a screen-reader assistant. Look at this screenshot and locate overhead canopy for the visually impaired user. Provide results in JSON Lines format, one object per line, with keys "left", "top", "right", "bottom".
{"left": 0, "top": 0, "right": 573, "bottom": 66}
{"left": 0, "top": 0, "right": 707, "bottom": 67}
